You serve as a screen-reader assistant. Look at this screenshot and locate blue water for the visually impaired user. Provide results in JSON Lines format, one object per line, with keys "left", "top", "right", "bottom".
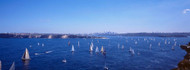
{"left": 0, "top": 36, "right": 190, "bottom": 70}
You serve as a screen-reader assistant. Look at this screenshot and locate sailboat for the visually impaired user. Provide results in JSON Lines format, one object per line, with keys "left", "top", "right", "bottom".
{"left": 129, "top": 47, "right": 135, "bottom": 55}
{"left": 37, "top": 42, "right": 40, "bottom": 46}
{"left": 129, "top": 47, "right": 132, "bottom": 52}
{"left": 121, "top": 45, "right": 124, "bottom": 49}
{"left": 78, "top": 41, "right": 80, "bottom": 46}
{"left": 89, "top": 42, "right": 93, "bottom": 52}
{"left": 0, "top": 60, "right": 1, "bottom": 70}
{"left": 71, "top": 45, "right": 75, "bottom": 52}
{"left": 135, "top": 41, "right": 138, "bottom": 44}
{"left": 104, "top": 65, "right": 108, "bottom": 70}
{"left": 149, "top": 44, "right": 152, "bottom": 49}
{"left": 9, "top": 62, "right": 15, "bottom": 70}
{"left": 42, "top": 43, "right": 44, "bottom": 47}
{"left": 101, "top": 46, "right": 104, "bottom": 53}
{"left": 95, "top": 46, "right": 99, "bottom": 53}
{"left": 62, "top": 59, "right": 67, "bottom": 63}
{"left": 22, "top": 48, "right": 30, "bottom": 60}
{"left": 172, "top": 46, "right": 175, "bottom": 50}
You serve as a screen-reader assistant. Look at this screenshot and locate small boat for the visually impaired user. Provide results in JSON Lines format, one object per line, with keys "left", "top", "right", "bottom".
{"left": 101, "top": 46, "right": 104, "bottom": 53}
{"left": 95, "top": 46, "right": 99, "bottom": 53}
{"left": 45, "top": 51, "right": 52, "bottom": 54}
{"left": 22, "top": 48, "right": 30, "bottom": 60}
{"left": 0, "top": 60, "right": 1, "bottom": 70}
{"left": 89, "top": 42, "right": 93, "bottom": 52}
{"left": 9, "top": 62, "right": 15, "bottom": 70}
{"left": 71, "top": 45, "right": 75, "bottom": 52}
{"left": 62, "top": 59, "right": 67, "bottom": 63}
{"left": 104, "top": 63, "right": 108, "bottom": 70}
{"left": 104, "top": 66, "right": 108, "bottom": 70}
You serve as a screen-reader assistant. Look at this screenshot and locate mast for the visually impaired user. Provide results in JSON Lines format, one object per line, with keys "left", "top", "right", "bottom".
{"left": 22, "top": 48, "right": 30, "bottom": 60}
{"left": 9, "top": 62, "right": 15, "bottom": 70}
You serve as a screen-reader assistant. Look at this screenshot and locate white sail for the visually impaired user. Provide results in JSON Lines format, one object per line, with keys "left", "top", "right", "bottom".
{"left": 101, "top": 46, "right": 104, "bottom": 52}
{"left": 42, "top": 43, "right": 44, "bottom": 47}
{"left": 22, "top": 48, "right": 30, "bottom": 60}
{"left": 37, "top": 43, "right": 40, "bottom": 46}
{"left": 0, "top": 60, "right": 1, "bottom": 70}
{"left": 129, "top": 47, "right": 132, "bottom": 52}
{"left": 78, "top": 41, "right": 80, "bottom": 46}
{"left": 129, "top": 47, "right": 135, "bottom": 55}
{"left": 71, "top": 45, "right": 75, "bottom": 52}
{"left": 95, "top": 46, "right": 99, "bottom": 53}
{"left": 131, "top": 49, "right": 135, "bottom": 55}
{"left": 89, "top": 42, "right": 93, "bottom": 52}
{"left": 135, "top": 41, "right": 138, "bottom": 44}
{"left": 9, "top": 62, "right": 15, "bottom": 70}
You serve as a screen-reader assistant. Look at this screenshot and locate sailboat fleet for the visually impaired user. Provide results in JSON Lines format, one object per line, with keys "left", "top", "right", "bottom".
{"left": 4, "top": 38, "right": 180, "bottom": 70}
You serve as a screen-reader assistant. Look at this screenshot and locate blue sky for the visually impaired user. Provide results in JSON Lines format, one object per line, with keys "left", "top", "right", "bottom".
{"left": 0, "top": 0, "right": 190, "bottom": 33}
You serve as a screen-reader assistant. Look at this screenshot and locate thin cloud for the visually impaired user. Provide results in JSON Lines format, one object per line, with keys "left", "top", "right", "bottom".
{"left": 183, "top": 9, "right": 190, "bottom": 14}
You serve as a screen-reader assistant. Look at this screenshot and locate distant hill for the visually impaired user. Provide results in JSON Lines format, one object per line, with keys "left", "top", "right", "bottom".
{"left": 0, "top": 33, "right": 105, "bottom": 39}
{"left": 94, "top": 32, "right": 190, "bottom": 37}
